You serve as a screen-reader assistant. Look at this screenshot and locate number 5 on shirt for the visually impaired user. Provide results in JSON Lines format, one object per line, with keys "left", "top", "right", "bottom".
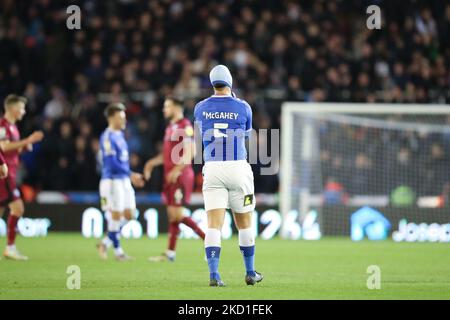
{"left": 213, "top": 123, "right": 228, "bottom": 138}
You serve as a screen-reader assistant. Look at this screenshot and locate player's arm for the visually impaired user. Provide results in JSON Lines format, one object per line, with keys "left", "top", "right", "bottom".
{"left": 143, "top": 153, "right": 163, "bottom": 181}
{"left": 130, "top": 171, "right": 145, "bottom": 188}
{"left": 0, "top": 131, "right": 44, "bottom": 153}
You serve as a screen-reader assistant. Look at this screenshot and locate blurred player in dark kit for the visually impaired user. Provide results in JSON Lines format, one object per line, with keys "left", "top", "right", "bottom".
{"left": 0, "top": 94, "right": 44, "bottom": 260}
{"left": 144, "top": 97, "right": 205, "bottom": 262}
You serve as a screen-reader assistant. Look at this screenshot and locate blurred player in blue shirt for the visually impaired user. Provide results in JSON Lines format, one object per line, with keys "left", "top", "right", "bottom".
{"left": 194, "top": 65, "right": 263, "bottom": 287}
{"left": 97, "top": 103, "right": 145, "bottom": 261}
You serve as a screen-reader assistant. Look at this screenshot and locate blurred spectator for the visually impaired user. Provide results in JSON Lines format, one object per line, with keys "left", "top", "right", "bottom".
{"left": 323, "top": 177, "right": 348, "bottom": 205}
{"left": 43, "top": 87, "right": 69, "bottom": 120}
{"left": 350, "top": 152, "right": 373, "bottom": 194}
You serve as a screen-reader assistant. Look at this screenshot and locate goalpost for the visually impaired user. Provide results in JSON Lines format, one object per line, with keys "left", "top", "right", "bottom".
{"left": 280, "top": 102, "right": 450, "bottom": 239}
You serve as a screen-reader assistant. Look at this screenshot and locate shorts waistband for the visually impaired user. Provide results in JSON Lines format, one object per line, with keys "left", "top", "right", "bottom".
{"left": 204, "top": 160, "right": 248, "bottom": 165}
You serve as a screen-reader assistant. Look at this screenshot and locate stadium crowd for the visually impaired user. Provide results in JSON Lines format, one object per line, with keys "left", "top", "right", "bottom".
{"left": 0, "top": 0, "right": 449, "bottom": 197}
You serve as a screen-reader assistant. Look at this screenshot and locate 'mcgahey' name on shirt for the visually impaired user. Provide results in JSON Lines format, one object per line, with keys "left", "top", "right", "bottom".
{"left": 202, "top": 111, "right": 239, "bottom": 120}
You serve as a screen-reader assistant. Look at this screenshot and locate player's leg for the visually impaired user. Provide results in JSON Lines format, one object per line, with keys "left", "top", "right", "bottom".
{"left": 100, "top": 178, "right": 135, "bottom": 255}
{"left": 108, "top": 210, "right": 128, "bottom": 260}
{"left": 123, "top": 209, "right": 133, "bottom": 222}
{"left": 233, "top": 211, "right": 263, "bottom": 285}
{"left": 179, "top": 210, "right": 205, "bottom": 240}
{"left": 4, "top": 198, "right": 27, "bottom": 260}
{"left": 178, "top": 171, "right": 205, "bottom": 240}
{"left": 149, "top": 204, "right": 179, "bottom": 262}
{"left": 149, "top": 183, "right": 180, "bottom": 262}
{"left": 122, "top": 177, "right": 136, "bottom": 230}
{"left": 149, "top": 205, "right": 184, "bottom": 262}
{"left": 0, "top": 176, "right": 8, "bottom": 220}
{"left": 0, "top": 207, "right": 3, "bottom": 261}
{"left": 99, "top": 211, "right": 113, "bottom": 254}
{"left": 205, "top": 208, "right": 226, "bottom": 286}
{"left": 166, "top": 205, "right": 181, "bottom": 261}
{"left": 229, "top": 161, "right": 263, "bottom": 285}
{"left": 1, "top": 176, "right": 27, "bottom": 260}
{"left": 104, "top": 179, "right": 130, "bottom": 261}
{"left": 158, "top": 200, "right": 205, "bottom": 262}
{"left": 97, "top": 179, "right": 112, "bottom": 259}
{"left": 202, "top": 163, "right": 229, "bottom": 286}
{"left": 112, "top": 179, "right": 133, "bottom": 261}
{"left": 121, "top": 207, "right": 134, "bottom": 243}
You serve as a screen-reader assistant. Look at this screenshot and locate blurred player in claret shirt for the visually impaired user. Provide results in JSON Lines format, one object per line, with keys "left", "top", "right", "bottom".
{"left": 144, "top": 96, "right": 205, "bottom": 262}
{"left": 0, "top": 94, "right": 44, "bottom": 260}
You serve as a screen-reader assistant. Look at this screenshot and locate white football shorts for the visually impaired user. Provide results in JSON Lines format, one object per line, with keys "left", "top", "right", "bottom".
{"left": 202, "top": 160, "right": 255, "bottom": 213}
{"left": 99, "top": 177, "right": 136, "bottom": 212}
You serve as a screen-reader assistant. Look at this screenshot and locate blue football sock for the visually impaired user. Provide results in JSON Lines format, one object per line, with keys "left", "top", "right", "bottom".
{"left": 240, "top": 245, "right": 256, "bottom": 277}
{"left": 108, "top": 231, "right": 120, "bottom": 249}
{"left": 205, "top": 246, "right": 221, "bottom": 280}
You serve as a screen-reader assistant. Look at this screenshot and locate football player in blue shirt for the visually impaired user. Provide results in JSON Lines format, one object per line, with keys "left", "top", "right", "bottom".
{"left": 194, "top": 65, "right": 263, "bottom": 286}
{"left": 97, "top": 103, "right": 145, "bottom": 261}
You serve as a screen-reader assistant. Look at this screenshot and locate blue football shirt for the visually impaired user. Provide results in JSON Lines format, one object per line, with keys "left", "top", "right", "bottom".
{"left": 99, "top": 128, "right": 130, "bottom": 179}
{"left": 194, "top": 95, "right": 252, "bottom": 162}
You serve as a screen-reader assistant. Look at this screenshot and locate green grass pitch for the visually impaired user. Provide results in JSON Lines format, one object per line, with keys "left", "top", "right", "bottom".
{"left": 0, "top": 233, "right": 449, "bottom": 299}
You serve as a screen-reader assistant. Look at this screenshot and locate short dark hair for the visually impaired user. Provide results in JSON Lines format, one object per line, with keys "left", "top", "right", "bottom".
{"left": 4, "top": 94, "right": 27, "bottom": 109}
{"left": 213, "top": 83, "right": 227, "bottom": 89}
{"left": 104, "top": 103, "right": 126, "bottom": 118}
{"left": 165, "top": 96, "right": 184, "bottom": 108}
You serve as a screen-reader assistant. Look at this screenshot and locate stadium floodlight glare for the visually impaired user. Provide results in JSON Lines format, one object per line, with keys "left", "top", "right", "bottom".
{"left": 280, "top": 102, "right": 450, "bottom": 239}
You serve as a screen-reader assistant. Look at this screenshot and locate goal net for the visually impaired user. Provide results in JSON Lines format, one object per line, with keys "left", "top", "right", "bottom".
{"left": 280, "top": 103, "right": 450, "bottom": 241}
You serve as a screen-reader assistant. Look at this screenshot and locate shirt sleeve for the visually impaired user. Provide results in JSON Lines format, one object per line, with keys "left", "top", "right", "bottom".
{"left": 193, "top": 102, "right": 202, "bottom": 136}
{"left": 193, "top": 102, "right": 200, "bottom": 122}
{"left": 244, "top": 102, "right": 253, "bottom": 134}
{"left": 0, "top": 150, "right": 5, "bottom": 165}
